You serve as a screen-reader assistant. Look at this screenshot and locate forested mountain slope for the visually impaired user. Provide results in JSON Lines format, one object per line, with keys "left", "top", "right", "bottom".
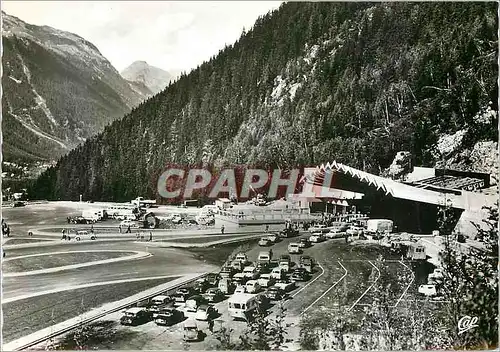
{"left": 2, "top": 12, "right": 148, "bottom": 162}
{"left": 30, "top": 2, "right": 498, "bottom": 201}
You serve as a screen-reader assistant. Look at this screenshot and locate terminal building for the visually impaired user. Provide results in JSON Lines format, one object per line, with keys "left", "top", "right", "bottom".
{"left": 303, "top": 161, "right": 496, "bottom": 234}
{"left": 213, "top": 160, "right": 496, "bottom": 234}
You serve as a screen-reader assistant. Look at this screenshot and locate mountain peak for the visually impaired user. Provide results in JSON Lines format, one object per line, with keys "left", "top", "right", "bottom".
{"left": 121, "top": 61, "right": 172, "bottom": 94}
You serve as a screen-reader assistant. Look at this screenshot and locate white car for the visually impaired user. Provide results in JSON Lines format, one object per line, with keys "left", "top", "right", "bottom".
{"left": 271, "top": 267, "right": 284, "bottom": 280}
{"left": 257, "top": 274, "right": 276, "bottom": 288}
{"left": 428, "top": 268, "right": 444, "bottom": 283}
{"left": 194, "top": 305, "right": 217, "bottom": 321}
{"left": 267, "top": 234, "right": 280, "bottom": 243}
{"left": 287, "top": 242, "right": 301, "bottom": 254}
{"left": 275, "top": 280, "right": 296, "bottom": 292}
{"left": 245, "top": 280, "right": 261, "bottom": 293}
{"left": 308, "top": 224, "right": 327, "bottom": 233}
{"left": 235, "top": 253, "right": 248, "bottom": 264}
{"left": 242, "top": 266, "right": 259, "bottom": 279}
{"left": 171, "top": 215, "right": 183, "bottom": 224}
{"left": 309, "top": 233, "right": 325, "bottom": 243}
{"left": 346, "top": 226, "right": 364, "bottom": 236}
{"left": 418, "top": 284, "right": 437, "bottom": 296}
{"left": 234, "top": 285, "right": 246, "bottom": 294}
{"left": 75, "top": 230, "right": 96, "bottom": 241}
{"left": 326, "top": 229, "right": 345, "bottom": 239}
{"left": 120, "top": 219, "right": 139, "bottom": 228}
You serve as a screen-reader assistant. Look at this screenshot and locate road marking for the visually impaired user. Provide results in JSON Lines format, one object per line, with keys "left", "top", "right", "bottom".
{"left": 2, "top": 274, "right": 182, "bottom": 304}
{"left": 301, "top": 261, "right": 347, "bottom": 314}
{"left": 348, "top": 260, "right": 380, "bottom": 311}
{"left": 392, "top": 260, "right": 415, "bottom": 308}
{"left": 4, "top": 249, "right": 142, "bottom": 261}
{"left": 3, "top": 251, "right": 152, "bottom": 277}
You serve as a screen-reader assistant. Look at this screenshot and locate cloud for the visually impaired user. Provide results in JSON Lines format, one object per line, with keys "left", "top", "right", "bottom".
{"left": 2, "top": 1, "right": 282, "bottom": 73}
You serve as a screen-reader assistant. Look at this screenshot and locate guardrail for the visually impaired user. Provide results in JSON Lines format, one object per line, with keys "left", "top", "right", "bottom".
{"left": 5, "top": 272, "right": 208, "bottom": 351}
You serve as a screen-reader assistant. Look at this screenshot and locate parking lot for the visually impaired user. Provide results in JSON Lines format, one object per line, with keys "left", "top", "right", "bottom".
{"left": 25, "top": 228, "right": 435, "bottom": 350}
{"left": 3, "top": 202, "right": 440, "bottom": 350}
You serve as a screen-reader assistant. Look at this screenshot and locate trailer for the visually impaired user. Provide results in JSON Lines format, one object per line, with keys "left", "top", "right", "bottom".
{"left": 406, "top": 242, "right": 426, "bottom": 260}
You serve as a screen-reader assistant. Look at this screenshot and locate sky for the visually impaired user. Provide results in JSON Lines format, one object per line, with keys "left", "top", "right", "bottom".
{"left": 2, "top": 1, "right": 282, "bottom": 74}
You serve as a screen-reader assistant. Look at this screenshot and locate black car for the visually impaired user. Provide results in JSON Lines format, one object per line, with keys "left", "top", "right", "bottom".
{"left": 266, "top": 286, "right": 285, "bottom": 301}
{"left": 174, "top": 288, "right": 192, "bottom": 303}
{"left": 206, "top": 273, "right": 219, "bottom": 287}
{"left": 279, "top": 254, "right": 291, "bottom": 263}
{"left": 154, "top": 307, "right": 185, "bottom": 326}
{"left": 299, "top": 238, "right": 312, "bottom": 248}
{"left": 290, "top": 268, "right": 310, "bottom": 282}
{"left": 256, "top": 262, "right": 271, "bottom": 274}
{"left": 120, "top": 308, "right": 153, "bottom": 326}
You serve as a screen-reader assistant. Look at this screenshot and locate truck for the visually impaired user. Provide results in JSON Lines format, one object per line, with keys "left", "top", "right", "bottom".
{"left": 81, "top": 209, "right": 101, "bottom": 223}
{"left": 131, "top": 197, "right": 157, "bottom": 208}
{"left": 366, "top": 219, "right": 393, "bottom": 234}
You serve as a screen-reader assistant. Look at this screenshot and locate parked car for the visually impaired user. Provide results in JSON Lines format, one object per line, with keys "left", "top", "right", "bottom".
{"left": 418, "top": 284, "right": 437, "bottom": 296}
{"left": 193, "top": 278, "right": 209, "bottom": 293}
{"left": 195, "top": 304, "right": 218, "bottom": 321}
{"left": 242, "top": 266, "right": 259, "bottom": 279}
{"left": 151, "top": 295, "right": 172, "bottom": 306}
{"left": 234, "top": 285, "right": 246, "bottom": 294}
{"left": 255, "top": 293, "right": 271, "bottom": 311}
{"left": 266, "top": 286, "right": 286, "bottom": 301}
{"left": 183, "top": 320, "right": 202, "bottom": 341}
{"left": 258, "top": 237, "right": 272, "bottom": 247}
{"left": 299, "top": 255, "right": 314, "bottom": 273}
{"left": 206, "top": 273, "right": 219, "bottom": 287}
{"left": 309, "top": 233, "right": 326, "bottom": 243}
{"left": 287, "top": 242, "right": 301, "bottom": 254}
{"left": 290, "top": 268, "right": 310, "bottom": 282}
{"left": 308, "top": 224, "right": 327, "bottom": 233}
{"left": 275, "top": 280, "right": 296, "bottom": 292}
{"left": 185, "top": 295, "right": 208, "bottom": 312}
{"left": 120, "top": 219, "right": 139, "bottom": 228}
{"left": 220, "top": 266, "right": 236, "bottom": 278}
{"left": 326, "top": 229, "right": 345, "bottom": 239}
{"left": 428, "top": 268, "right": 444, "bottom": 283}
{"left": 258, "top": 251, "right": 272, "bottom": 264}
{"left": 279, "top": 254, "right": 291, "bottom": 263}
{"left": 218, "top": 278, "right": 236, "bottom": 295}
{"left": 231, "top": 260, "right": 245, "bottom": 272}
{"left": 271, "top": 267, "right": 286, "bottom": 280}
{"left": 120, "top": 308, "right": 152, "bottom": 326}
{"left": 153, "top": 307, "right": 184, "bottom": 326}
{"left": 245, "top": 280, "right": 262, "bottom": 293}
{"left": 299, "top": 238, "right": 312, "bottom": 248}
{"left": 203, "top": 288, "right": 225, "bottom": 303}
{"left": 347, "top": 225, "right": 364, "bottom": 236}
{"left": 280, "top": 227, "right": 299, "bottom": 238}
{"left": 173, "top": 288, "right": 192, "bottom": 303}
{"left": 257, "top": 273, "right": 276, "bottom": 288}
{"left": 232, "top": 273, "right": 248, "bottom": 286}
{"left": 267, "top": 234, "right": 280, "bottom": 243}
{"left": 256, "top": 262, "right": 271, "bottom": 274}
{"left": 235, "top": 252, "right": 249, "bottom": 264}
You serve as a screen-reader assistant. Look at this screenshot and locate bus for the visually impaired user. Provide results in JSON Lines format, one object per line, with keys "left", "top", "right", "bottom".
{"left": 228, "top": 293, "right": 260, "bottom": 321}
